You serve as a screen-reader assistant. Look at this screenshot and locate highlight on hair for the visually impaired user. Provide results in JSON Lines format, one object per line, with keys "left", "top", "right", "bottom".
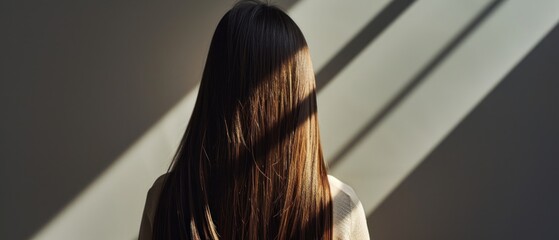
{"left": 152, "top": 1, "right": 332, "bottom": 239}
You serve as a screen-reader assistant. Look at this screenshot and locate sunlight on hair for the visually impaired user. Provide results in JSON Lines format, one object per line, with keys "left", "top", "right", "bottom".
{"left": 325, "top": 0, "right": 559, "bottom": 216}
{"left": 29, "top": 0, "right": 559, "bottom": 239}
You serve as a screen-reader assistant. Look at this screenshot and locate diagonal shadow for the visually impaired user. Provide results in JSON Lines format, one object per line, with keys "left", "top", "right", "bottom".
{"left": 316, "top": 0, "right": 417, "bottom": 91}
{"left": 151, "top": 79, "right": 357, "bottom": 239}
{"left": 366, "top": 21, "right": 559, "bottom": 239}
{"left": 150, "top": 0, "right": 420, "bottom": 233}
{"left": 327, "top": 0, "right": 505, "bottom": 170}
{"left": 4, "top": 2, "right": 308, "bottom": 240}
{"left": 138, "top": 1, "right": 419, "bottom": 237}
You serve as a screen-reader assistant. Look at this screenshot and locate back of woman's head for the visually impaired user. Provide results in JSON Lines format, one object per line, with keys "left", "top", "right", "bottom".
{"left": 153, "top": 1, "right": 332, "bottom": 239}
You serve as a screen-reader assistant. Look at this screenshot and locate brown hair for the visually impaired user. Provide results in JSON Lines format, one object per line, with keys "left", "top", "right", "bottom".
{"left": 152, "top": 1, "right": 332, "bottom": 239}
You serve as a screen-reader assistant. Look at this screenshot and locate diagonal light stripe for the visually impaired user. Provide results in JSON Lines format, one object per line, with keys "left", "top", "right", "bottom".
{"left": 329, "top": 0, "right": 559, "bottom": 217}
{"left": 318, "top": 0, "right": 490, "bottom": 165}
{"left": 289, "top": 0, "right": 393, "bottom": 70}
{"left": 326, "top": 0, "right": 504, "bottom": 170}
{"left": 31, "top": 0, "right": 559, "bottom": 239}
{"left": 315, "top": 0, "right": 416, "bottom": 91}
{"left": 31, "top": 86, "right": 198, "bottom": 240}
{"left": 30, "top": 1, "right": 388, "bottom": 239}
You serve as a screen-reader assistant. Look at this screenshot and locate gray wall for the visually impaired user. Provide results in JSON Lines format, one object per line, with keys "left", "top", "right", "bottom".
{"left": 0, "top": 1, "right": 296, "bottom": 239}
{"left": 1, "top": 1, "right": 230, "bottom": 239}
{"left": 1, "top": 0, "right": 558, "bottom": 239}
{"left": 369, "top": 24, "right": 559, "bottom": 240}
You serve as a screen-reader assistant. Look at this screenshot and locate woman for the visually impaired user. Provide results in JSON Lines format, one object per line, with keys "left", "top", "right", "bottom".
{"left": 139, "top": 1, "right": 369, "bottom": 239}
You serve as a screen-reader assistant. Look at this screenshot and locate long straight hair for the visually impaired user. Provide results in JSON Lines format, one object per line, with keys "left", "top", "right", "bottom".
{"left": 152, "top": 1, "right": 332, "bottom": 239}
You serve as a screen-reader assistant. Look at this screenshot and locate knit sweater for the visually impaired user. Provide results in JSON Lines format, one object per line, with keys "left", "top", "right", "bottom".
{"left": 139, "top": 174, "right": 370, "bottom": 239}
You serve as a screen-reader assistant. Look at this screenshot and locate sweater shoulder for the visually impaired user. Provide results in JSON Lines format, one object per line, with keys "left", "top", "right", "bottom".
{"left": 328, "top": 175, "right": 361, "bottom": 206}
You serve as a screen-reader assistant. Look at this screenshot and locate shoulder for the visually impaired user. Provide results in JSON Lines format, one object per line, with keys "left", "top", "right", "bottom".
{"left": 328, "top": 175, "right": 361, "bottom": 206}
{"left": 139, "top": 173, "right": 170, "bottom": 239}
{"left": 144, "top": 173, "right": 169, "bottom": 221}
{"left": 328, "top": 175, "right": 370, "bottom": 240}
{"left": 149, "top": 173, "right": 168, "bottom": 195}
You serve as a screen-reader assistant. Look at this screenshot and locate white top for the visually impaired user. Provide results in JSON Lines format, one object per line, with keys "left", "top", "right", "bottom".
{"left": 139, "top": 174, "right": 370, "bottom": 240}
{"left": 328, "top": 175, "right": 370, "bottom": 240}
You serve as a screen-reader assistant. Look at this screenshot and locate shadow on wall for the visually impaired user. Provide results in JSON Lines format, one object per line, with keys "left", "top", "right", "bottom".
{"left": 325, "top": 0, "right": 502, "bottom": 169}
{"left": 0, "top": 1, "right": 221, "bottom": 239}
{"left": 0, "top": 1, "right": 303, "bottom": 239}
{"left": 367, "top": 23, "right": 559, "bottom": 240}
{"left": 0, "top": 0, "right": 297, "bottom": 239}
